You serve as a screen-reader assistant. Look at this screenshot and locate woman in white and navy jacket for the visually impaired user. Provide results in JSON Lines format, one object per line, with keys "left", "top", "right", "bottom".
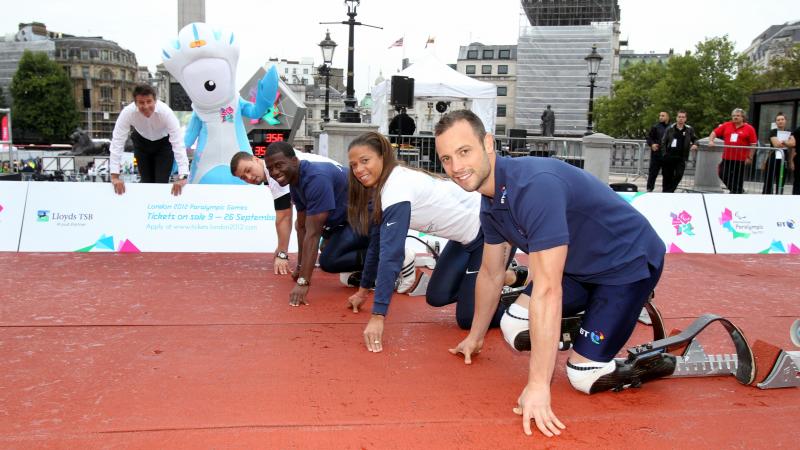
{"left": 345, "top": 132, "right": 526, "bottom": 352}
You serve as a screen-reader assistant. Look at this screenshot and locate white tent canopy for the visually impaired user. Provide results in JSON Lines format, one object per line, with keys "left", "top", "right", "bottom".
{"left": 371, "top": 54, "right": 497, "bottom": 134}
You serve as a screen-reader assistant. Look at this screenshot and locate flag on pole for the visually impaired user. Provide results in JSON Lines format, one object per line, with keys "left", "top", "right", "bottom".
{"left": 425, "top": 36, "right": 435, "bottom": 48}
{"left": 388, "top": 37, "right": 404, "bottom": 49}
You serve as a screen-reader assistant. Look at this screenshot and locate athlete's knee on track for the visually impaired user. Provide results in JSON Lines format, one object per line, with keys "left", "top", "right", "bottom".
{"left": 425, "top": 287, "right": 452, "bottom": 308}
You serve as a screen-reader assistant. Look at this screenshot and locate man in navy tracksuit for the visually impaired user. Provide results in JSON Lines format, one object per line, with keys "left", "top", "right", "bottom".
{"left": 265, "top": 142, "right": 368, "bottom": 307}
{"left": 435, "top": 110, "right": 668, "bottom": 438}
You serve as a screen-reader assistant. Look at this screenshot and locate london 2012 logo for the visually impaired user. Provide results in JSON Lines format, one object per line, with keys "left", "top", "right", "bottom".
{"left": 670, "top": 210, "right": 695, "bottom": 236}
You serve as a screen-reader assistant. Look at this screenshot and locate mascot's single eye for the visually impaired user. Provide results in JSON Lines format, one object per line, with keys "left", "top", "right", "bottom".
{"left": 204, "top": 80, "right": 216, "bottom": 91}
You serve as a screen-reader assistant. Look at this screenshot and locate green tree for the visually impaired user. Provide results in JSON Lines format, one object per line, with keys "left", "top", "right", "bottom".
{"left": 0, "top": 85, "right": 8, "bottom": 108}
{"left": 594, "top": 61, "right": 665, "bottom": 139}
{"left": 9, "top": 50, "right": 79, "bottom": 142}
{"left": 683, "top": 36, "right": 760, "bottom": 134}
{"left": 756, "top": 43, "right": 800, "bottom": 90}
{"left": 596, "top": 36, "right": 760, "bottom": 138}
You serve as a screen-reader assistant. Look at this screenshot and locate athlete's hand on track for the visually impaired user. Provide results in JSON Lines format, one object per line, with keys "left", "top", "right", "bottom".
{"left": 449, "top": 335, "right": 484, "bottom": 364}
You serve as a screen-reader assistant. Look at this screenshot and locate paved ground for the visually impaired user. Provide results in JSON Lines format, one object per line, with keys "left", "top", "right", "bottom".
{"left": 1, "top": 253, "right": 798, "bottom": 449}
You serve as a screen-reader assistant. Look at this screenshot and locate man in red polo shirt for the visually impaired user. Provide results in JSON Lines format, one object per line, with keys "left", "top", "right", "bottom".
{"left": 707, "top": 108, "right": 757, "bottom": 194}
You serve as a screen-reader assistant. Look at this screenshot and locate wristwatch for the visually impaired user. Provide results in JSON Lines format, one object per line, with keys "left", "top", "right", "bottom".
{"left": 178, "top": 174, "right": 188, "bottom": 180}
{"left": 296, "top": 277, "right": 309, "bottom": 287}
{"left": 276, "top": 251, "right": 289, "bottom": 260}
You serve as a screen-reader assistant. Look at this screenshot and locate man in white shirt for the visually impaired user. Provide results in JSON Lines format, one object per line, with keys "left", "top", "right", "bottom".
{"left": 109, "top": 84, "right": 190, "bottom": 195}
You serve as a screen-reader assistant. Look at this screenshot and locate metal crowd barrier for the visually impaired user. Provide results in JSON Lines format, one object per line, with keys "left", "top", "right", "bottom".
{"left": 610, "top": 140, "right": 647, "bottom": 181}
{"left": 386, "top": 134, "right": 796, "bottom": 196}
{"left": 13, "top": 134, "right": 796, "bottom": 196}
{"left": 685, "top": 142, "right": 795, "bottom": 195}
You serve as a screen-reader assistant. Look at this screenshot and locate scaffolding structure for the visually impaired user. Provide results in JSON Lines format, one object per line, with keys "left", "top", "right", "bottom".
{"left": 521, "top": 0, "right": 619, "bottom": 26}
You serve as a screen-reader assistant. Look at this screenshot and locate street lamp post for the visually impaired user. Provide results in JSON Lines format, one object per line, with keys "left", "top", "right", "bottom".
{"left": 82, "top": 67, "right": 93, "bottom": 137}
{"left": 318, "top": 31, "right": 337, "bottom": 123}
{"left": 321, "top": 0, "right": 382, "bottom": 124}
{"left": 584, "top": 44, "right": 603, "bottom": 135}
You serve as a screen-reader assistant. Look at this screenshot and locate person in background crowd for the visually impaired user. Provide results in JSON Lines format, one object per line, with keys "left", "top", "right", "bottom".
{"left": 646, "top": 111, "right": 670, "bottom": 192}
{"left": 708, "top": 108, "right": 757, "bottom": 194}
{"left": 763, "top": 112, "right": 790, "bottom": 195}
{"left": 659, "top": 110, "right": 699, "bottom": 193}
{"left": 787, "top": 124, "right": 799, "bottom": 195}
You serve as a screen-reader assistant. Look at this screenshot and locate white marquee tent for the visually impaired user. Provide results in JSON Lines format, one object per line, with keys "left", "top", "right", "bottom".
{"left": 370, "top": 54, "right": 497, "bottom": 134}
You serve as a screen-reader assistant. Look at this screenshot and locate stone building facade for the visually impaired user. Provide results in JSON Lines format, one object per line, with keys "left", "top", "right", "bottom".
{"left": 0, "top": 22, "right": 138, "bottom": 140}
{"left": 456, "top": 43, "right": 517, "bottom": 136}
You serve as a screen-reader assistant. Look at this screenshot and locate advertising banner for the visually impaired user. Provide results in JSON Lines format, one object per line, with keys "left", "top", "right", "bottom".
{"left": 0, "top": 181, "right": 28, "bottom": 251}
{"left": 618, "top": 192, "right": 715, "bottom": 254}
{"left": 19, "top": 182, "right": 284, "bottom": 253}
{"left": 704, "top": 194, "right": 800, "bottom": 254}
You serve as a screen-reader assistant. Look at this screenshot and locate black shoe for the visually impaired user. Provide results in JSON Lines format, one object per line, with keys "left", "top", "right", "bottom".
{"left": 499, "top": 286, "right": 525, "bottom": 309}
{"left": 513, "top": 329, "right": 531, "bottom": 352}
{"left": 509, "top": 265, "right": 529, "bottom": 288}
{"left": 589, "top": 353, "right": 676, "bottom": 394}
{"left": 501, "top": 306, "right": 532, "bottom": 351}
{"left": 510, "top": 313, "right": 584, "bottom": 352}
{"left": 340, "top": 271, "right": 362, "bottom": 287}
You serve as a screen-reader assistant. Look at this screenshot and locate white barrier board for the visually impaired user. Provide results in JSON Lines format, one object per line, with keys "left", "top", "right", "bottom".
{"left": 0, "top": 181, "right": 28, "bottom": 251}
{"left": 12, "top": 182, "right": 800, "bottom": 255}
{"left": 704, "top": 194, "right": 800, "bottom": 254}
{"left": 618, "top": 192, "right": 715, "bottom": 254}
{"left": 19, "top": 182, "right": 281, "bottom": 253}
{"left": 410, "top": 192, "right": 716, "bottom": 257}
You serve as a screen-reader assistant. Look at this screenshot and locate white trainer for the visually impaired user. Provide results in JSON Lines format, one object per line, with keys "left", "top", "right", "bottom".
{"left": 395, "top": 247, "right": 419, "bottom": 294}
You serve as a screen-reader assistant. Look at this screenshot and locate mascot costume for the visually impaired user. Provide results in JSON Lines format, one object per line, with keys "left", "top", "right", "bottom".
{"left": 161, "top": 22, "right": 279, "bottom": 184}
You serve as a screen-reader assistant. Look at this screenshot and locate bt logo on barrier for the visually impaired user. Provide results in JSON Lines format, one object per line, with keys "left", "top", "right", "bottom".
{"left": 777, "top": 219, "right": 796, "bottom": 229}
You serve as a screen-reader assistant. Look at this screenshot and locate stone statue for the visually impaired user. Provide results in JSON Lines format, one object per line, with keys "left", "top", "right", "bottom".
{"left": 540, "top": 105, "right": 555, "bottom": 137}
{"left": 69, "top": 128, "right": 110, "bottom": 156}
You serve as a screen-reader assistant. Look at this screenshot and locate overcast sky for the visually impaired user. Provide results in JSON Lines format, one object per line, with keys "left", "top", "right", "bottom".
{"left": 2, "top": 0, "right": 796, "bottom": 98}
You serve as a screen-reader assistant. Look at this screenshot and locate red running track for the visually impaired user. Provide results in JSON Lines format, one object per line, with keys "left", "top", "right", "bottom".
{"left": 1, "top": 253, "right": 798, "bottom": 448}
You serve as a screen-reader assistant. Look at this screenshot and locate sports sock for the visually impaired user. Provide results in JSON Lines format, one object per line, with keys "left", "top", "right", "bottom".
{"left": 500, "top": 303, "right": 529, "bottom": 350}
{"left": 566, "top": 359, "right": 616, "bottom": 394}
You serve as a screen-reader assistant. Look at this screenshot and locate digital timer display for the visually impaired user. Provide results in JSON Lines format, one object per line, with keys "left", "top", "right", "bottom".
{"left": 252, "top": 145, "right": 268, "bottom": 157}
{"left": 264, "top": 132, "right": 286, "bottom": 143}
{"left": 249, "top": 130, "right": 291, "bottom": 158}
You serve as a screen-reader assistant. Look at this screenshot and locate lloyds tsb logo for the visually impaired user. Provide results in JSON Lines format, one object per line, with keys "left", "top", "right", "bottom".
{"left": 37, "top": 210, "right": 49, "bottom": 222}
